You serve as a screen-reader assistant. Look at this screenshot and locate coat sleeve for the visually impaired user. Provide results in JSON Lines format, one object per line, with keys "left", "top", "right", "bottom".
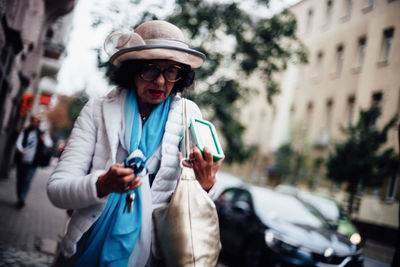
{"left": 47, "top": 99, "right": 107, "bottom": 209}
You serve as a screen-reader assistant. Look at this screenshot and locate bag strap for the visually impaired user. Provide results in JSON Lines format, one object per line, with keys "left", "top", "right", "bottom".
{"left": 182, "top": 98, "right": 190, "bottom": 158}
{"left": 180, "top": 98, "right": 197, "bottom": 181}
{"left": 179, "top": 98, "right": 195, "bottom": 180}
{"left": 179, "top": 98, "right": 194, "bottom": 177}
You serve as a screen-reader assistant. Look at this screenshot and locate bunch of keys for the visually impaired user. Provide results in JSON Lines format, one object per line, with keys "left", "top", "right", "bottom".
{"left": 122, "top": 150, "right": 147, "bottom": 214}
{"left": 123, "top": 192, "right": 135, "bottom": 214}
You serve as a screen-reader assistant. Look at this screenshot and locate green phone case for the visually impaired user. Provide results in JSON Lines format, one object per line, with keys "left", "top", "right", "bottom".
{"left": 189, "top": 118, "right": 224, "bottom": 161}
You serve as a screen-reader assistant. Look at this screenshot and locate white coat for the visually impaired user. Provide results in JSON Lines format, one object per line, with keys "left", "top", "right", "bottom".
{"left": 47, "top": 88, "right": 217, "bottom": 266}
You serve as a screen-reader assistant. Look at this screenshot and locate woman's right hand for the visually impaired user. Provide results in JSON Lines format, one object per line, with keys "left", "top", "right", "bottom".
{"left": 96, "top": 163, "right": 142, "bottom": 198}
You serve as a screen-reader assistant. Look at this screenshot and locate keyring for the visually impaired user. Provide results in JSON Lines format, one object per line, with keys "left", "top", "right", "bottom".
{"left": 124, "top": 185, "right": 130, "bottom": 191}
{"left": 180, "top": 158, "right": 187, "bottom": 168}
{"left": 180, "top": 157, "right": 193, "bottom": 168}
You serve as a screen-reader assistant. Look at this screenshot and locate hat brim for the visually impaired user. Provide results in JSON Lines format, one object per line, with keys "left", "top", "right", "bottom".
{"left": 110, "top": 45, "right": 205, "bottom": 68}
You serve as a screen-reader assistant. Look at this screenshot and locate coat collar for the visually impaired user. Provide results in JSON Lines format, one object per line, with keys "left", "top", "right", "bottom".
{"left": 101, "top": 88, "right": 182, "bottom": 163}
{"left": 102, "top": 88, "right": 127, "bottom": 162}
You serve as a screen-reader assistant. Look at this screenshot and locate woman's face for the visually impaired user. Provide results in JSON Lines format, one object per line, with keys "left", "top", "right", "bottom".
{"left": 135, "top": 60, "right": 180, "bottom": 108}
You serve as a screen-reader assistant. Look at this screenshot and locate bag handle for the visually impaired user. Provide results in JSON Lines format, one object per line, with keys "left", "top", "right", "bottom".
{"left": 180, "top": 98, "right": 191, "bottom": 169}
{"left": 183, "top": 98, "right": 190, "bottom": 157}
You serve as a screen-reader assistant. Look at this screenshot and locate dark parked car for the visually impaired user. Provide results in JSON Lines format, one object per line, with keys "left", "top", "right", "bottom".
{"left": 216, "top": 185, "right": 364, "bottom": 267}
{"left": 276, "top": 185, "right": 362, "bottom": 246}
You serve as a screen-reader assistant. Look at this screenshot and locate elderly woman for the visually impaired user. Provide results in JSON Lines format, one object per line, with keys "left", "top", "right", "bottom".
{"left": 48, "top": 20, "right": 223, "bottom": 266}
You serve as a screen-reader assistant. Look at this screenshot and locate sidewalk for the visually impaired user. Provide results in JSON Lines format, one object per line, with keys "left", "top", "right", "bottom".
{"left": 0, "top": 159, "right": 66, "bottom": 266}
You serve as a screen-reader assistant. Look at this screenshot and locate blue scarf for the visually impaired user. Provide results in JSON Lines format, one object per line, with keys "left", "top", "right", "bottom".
{"left": 75, "top": 90, "right": 171, "bottom": 267}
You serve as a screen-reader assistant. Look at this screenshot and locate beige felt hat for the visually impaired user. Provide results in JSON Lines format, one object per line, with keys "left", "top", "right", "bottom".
{"left": 104, "top": 20, "right": 205, "bottom": 68}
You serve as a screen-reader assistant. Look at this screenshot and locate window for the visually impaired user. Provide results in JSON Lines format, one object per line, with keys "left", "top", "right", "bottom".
{"left": 386, "top": 174, "right": 398, "bottom": 202}
{"left": 316, "top": 51, "right": 324, "bottom": 79}
{"left": 45, "top": 28, "right": 54, "bottom": 39}
{"left": 336, "top": 45, "right": 344, "bottom": 75}
{"left": 306, "top": 102, "right": 314, "bottom": 132}
{"left": 362, "top": 0, "right": 374, "bottom": 13}
{"left": 368, "top": 0, "right": 374, "bottom": 8}
{"left": 357, "top": 37, "right": 367, "bottom": 69}
{"left": 345, "top": 0, "right": 352, "bottom": 17}
{"left": 372, "top": 92, "right": 382, "bottom": 108}
{"left": 382, "top": 28, "right": 394, "bottom": 63}
{"left": 371, "top": 92, "right": 382, "bottom": 127}
{"left": 306, "top": 9, "right": 314, "bottom": 33}
{"left": 217, "top": 189, "right": 236, "bottom": 204}
{"left": 236, "top": 190, "right": 252, "bottom": 204}
{"left": 326, "top": 0, "right": 334, "bottom": 25}
{"left": 325, "top": 99, "right": 333, "bottom": 134}
{"left": 347, "top": 96, "right": 355, "bottom": 126}
{"left": 315, "top": 100, "right": 333, "bottom": 147}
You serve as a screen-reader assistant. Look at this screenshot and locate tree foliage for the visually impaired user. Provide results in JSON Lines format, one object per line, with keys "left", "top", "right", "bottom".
{"left": 189, "top": 78, "right": 256, "bottom": 162}
{"left": 47, "top": 91, "right": 89, "bottom": 139}
{"left": 67, "top": 91, "right": 90, "bottom": 127}
{"left": 272, "top": 141, "right": 320, "bottom": 186}
{"left": 94, "top": 0, "right": 307, "bottom": 163}
{"left": 326, "top": 105, "right": 399, "bottom": 216}
{"left": 46, "top": 95, "right": 71, "bottom": 138}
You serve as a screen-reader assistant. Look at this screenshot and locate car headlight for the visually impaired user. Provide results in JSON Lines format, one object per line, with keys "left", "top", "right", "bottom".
{"left": 350, "top": 233, "right": 362, "bottom": 245}
{"left": 265, "top": 230, "right": 277, "bottom": 247}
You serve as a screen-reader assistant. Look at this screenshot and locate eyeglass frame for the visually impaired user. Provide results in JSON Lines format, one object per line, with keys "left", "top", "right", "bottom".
{"left": 139, "top": 63, "right": 183, "bottom": 83}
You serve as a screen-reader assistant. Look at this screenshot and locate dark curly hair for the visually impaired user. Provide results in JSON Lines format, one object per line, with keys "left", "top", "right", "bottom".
{"left": 110, "top": 59, "right": 195, "bottom": 94}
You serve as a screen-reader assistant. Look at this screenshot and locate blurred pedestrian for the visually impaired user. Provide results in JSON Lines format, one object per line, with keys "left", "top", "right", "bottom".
{"left": 15, "top": 114, "right": 53, "bottom": 208}
{"left": 48, "top": 20, "right": 223, "bottom": 266}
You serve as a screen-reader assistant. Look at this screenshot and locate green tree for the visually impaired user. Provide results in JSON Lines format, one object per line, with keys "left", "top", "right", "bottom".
{"left": 94, "top": 0, "right": 307, "bottom": 163}
{"left": 67, "top": 90, "right": 89, "bottom": 128}
{"left": 47, "top": 91, "right": 89, "bottom": 139}
{"left": 326, "top": 106, "right": 399, "bottom": 216}
{"left": 273, "top": 142, "right": 310, "bottom": 185}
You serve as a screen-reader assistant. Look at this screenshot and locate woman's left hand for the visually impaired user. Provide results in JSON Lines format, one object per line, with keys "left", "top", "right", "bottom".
{"left": 180, "top": 146, "right": 224, "bottom": 191}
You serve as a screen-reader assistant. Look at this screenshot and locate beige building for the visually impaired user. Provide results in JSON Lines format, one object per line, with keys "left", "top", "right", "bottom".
{"left": 290, "top": 0, "right": 399, "bottom": 152}
{"left": 227, "top": 0, "right": 400, "bottom": 230}
{"left": 0, "top": 0, "right": 76, "bottom": 178}
{"left": 289, "top": 0, "right": 399, "bottom": 228}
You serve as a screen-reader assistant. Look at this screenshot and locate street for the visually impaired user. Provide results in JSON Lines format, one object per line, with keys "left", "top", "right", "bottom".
{"left": 0, "top": 160, "right": 65, "bottom": 266}
{"left": 0, "top": 159, "right": 396, "bottom": 266}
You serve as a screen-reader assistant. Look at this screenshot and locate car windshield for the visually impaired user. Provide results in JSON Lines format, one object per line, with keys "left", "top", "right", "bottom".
{"left": 250, "top": 186, "right": 329, "bottom": 228}
{"left": 298, "top": 192, "right": 340, "bottom": 221}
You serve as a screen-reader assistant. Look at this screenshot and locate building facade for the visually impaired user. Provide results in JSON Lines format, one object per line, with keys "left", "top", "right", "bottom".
{"left": 288, "top": 0, "right": 399, "bottom": 228}
{"left": 227, "top": 0, "right": 399, "bottom": 230}
{"left": 0, "top": 0, "right": 76, "bottom": 178}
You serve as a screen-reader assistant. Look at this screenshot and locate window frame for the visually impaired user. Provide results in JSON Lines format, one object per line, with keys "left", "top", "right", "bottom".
{"left": 326, "top": 0, "right": 334, "bottom": 26}
{"left": 336, "top": 44, "right": 345, "bottom": 75}
{"left": 357, "top": 37, "right": 367, "bottom": 69}
{"left": 382, "top": 28, "right": 394, "bottom": 63}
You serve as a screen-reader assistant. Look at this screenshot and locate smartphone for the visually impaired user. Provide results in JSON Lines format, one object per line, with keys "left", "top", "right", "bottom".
{"left": 189, "top": 118, "right": 224, "bottom": 161}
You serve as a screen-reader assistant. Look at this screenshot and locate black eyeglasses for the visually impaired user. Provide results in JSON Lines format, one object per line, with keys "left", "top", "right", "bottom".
{"left": 139, "top": 64, "right": 183, "bottom": 82}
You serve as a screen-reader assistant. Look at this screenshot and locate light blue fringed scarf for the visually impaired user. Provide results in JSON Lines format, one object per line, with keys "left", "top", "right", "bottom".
{"left": 75, "top": 90, "right": 171, "bottom": 267}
